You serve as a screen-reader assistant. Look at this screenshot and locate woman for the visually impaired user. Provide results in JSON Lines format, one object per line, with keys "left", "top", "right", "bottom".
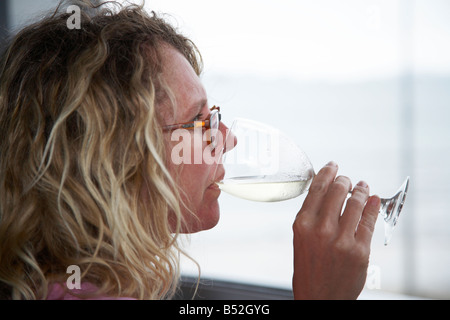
{"left": 0, "top": 1, "right": 380, "bottom": 300}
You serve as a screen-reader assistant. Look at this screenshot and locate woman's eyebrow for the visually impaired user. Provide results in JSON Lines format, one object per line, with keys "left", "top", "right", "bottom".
{"left": 187, "top": 98, "right": 208, "bottom": 120}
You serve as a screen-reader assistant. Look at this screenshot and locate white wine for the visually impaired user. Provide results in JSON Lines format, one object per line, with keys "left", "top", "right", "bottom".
{"left": 216, "top": 175, "right": 313, "bottom": 202}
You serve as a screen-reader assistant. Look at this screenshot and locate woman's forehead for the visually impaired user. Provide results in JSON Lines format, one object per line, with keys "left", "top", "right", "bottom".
{"left": 157, "top": 45, "right": 207, "bottom": 123}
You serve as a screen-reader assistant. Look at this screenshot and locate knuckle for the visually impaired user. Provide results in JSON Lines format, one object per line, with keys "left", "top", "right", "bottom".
{"left": 332, "top": 176, "right": 351, "bottom": 193}
{"left": 294, "top": 216, "right": 336, "bottom": 242}
{"left": 358, "top": 215, "right": 377, "bottom": 233}
{"left": 336, "top": 175, "right": 351, "bottom": 184}
{"left": 308, "top": 180, "right": 329, "bottom": 195}
{"left": 354, "top": 243, "right": 371, "bottom": 262}
{"left": 316, "top": 221, "right": 335, "bottom": 240}
{"left": 346, "top": 196, "right": 364, "bottom": 209}
{"left": 333, "top": 238, "right": 352, "bottom": 253}
{"left": 293, "top": 216, "right": 312, "bottom": 234}
{"left": 333, "top": 239, "right": 369, "bottom": 262}
{"left": 308, "top": 166, "right": 338, "bottom": 194}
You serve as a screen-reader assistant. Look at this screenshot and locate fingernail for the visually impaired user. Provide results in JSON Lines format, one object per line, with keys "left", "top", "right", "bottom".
{"left": 357, "top": 180, "right": 368, "bottom": 188}
{"left": 326, "top": 161, "right": 338, "bottom": 167}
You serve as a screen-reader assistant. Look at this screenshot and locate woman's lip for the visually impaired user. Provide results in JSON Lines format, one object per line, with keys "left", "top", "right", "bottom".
{"left": 208, "top": 175, "right": 224, "bottom": 190}
{"left": 207, "top": 182, "right": 221, "bottom": 195}
{"left": 207, "top": 170, "right": 225, "bottom": 190}
{"left": 208, "top": 183, "right": 220, "bottom": 190}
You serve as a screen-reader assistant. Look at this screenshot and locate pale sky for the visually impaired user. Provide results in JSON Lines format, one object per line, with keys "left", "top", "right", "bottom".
{"left": 139, "top": 0, "right": 450, "bottom": 81}
{"left": 9, "top": 0, "right": 450, "bottom": 81}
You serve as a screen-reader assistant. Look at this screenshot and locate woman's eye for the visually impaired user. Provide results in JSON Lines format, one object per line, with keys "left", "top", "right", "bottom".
{"left": 193, "top": 113, "right": 203, "bottom": 122}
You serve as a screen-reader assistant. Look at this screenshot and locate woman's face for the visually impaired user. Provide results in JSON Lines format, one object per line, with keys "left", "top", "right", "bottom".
{"left": 158, "top": 45, "right": 229, "bottom": 233}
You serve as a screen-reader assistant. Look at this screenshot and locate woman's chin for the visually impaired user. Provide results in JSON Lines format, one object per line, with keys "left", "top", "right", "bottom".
{"left": 180, "top": 200, "right": 220, "bottom": 234}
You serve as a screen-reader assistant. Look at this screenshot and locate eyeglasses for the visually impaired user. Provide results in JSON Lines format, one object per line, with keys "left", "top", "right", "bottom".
{"left": 162, "top": 106, "right": 222, "bottom": 148}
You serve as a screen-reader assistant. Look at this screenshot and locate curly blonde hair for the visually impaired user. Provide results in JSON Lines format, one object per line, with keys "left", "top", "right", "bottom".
{"left": 0, "top": 1, "right": 202, "bottom": 299}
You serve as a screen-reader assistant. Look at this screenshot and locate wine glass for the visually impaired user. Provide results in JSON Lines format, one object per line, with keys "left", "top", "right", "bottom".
{"left": 215, "top": 118, "right": 409, "bottom": 245}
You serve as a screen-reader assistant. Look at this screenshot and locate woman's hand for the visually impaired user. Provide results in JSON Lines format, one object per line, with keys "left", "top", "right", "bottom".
{"left": 292, "top": 161, "right": 381, "bottom": 300}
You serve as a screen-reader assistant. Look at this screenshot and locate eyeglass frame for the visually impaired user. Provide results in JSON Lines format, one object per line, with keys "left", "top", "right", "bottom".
{"left": 162, "top": 106, "right": 222, "bottom": 148}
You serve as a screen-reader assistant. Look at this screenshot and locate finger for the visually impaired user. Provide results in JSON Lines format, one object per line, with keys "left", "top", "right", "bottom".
{"left": 339, "top": 181, "right": 370, "bottom": 238}
{"left": 318, "top": 175, "right": 352, "bottom": 223}
{"left": 298, "top": 161, "right": 338, "bottom": 219}
{"left": 356, "top": 195, "right": 381, "bottom": 244}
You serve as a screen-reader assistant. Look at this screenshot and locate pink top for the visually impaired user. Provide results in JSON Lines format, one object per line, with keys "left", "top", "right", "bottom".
{"left": 47, "top": 282, "right": 136, "bottom": 300}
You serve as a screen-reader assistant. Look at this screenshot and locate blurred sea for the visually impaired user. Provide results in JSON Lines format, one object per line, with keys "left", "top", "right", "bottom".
{"left": 180, "top": 73, "right": 450, "bottom": 299}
